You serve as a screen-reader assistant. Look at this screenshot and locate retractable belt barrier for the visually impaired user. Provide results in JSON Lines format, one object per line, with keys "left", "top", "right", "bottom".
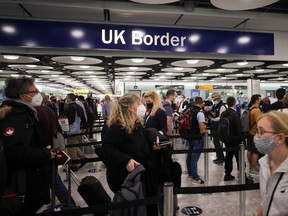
{"left": 55, "top": 132, "right": 259, "bottom": 216}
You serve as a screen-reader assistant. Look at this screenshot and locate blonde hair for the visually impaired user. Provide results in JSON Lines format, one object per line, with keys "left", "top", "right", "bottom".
{"left": 107, "top": 93, "right": 143, "bottom": 134}
{"left": 258, "top": 111, "right": 288, "bottom": 145}
{"left": 144, "top": 90, "right": 164, "bottom": 116}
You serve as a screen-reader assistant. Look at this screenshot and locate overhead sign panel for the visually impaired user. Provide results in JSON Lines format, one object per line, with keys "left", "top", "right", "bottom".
{"left": 0, "top": 18, "right": 274, "bottom": 55}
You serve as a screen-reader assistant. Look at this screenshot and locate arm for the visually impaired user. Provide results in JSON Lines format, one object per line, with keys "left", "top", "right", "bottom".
{"left": 157, "top": 109, "right": 168, "bottom": 135}
{"left": 197, "top": 112, "right": 206, "bottom": 135}
{"left": 166, "top": 116, "right": 173, "bottom": 136}
{"left": 212, "top": 105, "right": 227, "bottom": 122}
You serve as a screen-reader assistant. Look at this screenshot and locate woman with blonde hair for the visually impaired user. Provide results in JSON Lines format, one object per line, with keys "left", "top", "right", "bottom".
{"left": 253, "top": 111, "right": 288, "bottom": 216}
{"left": 96, "top": 93, "right": 158, "bottom": 215}
{"left": 144, "top": 90, "right": 167, "bottom": 135}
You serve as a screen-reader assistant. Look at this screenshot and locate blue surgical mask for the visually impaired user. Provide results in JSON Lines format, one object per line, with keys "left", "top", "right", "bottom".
{"left": 254, "top": 135, "right": 277, "bottom": 154}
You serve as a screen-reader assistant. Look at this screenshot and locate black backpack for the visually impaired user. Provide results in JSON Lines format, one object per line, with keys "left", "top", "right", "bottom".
{"left": 218, "top": 112, "right": 232, "bottom": 143}
{"left": 110, "top": 165, "right": 146, "bottom": 216}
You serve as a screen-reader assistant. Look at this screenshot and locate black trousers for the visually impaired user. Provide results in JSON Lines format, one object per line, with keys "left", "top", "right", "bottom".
{"left": 224, "top": 144, "right": 239, "bottom": 175}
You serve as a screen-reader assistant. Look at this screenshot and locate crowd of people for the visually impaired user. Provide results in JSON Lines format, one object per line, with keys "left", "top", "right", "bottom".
{"left": 0, "top": 76, "right": 288, "bottom": 216}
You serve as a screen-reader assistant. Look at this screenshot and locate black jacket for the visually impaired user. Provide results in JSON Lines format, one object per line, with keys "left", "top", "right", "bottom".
{"left": 220, "top": 107, "right": 245, "bottom": 145}
{"left": 144, "top": 108, "right": 167, "bottom": 135}
{"left": 0, "top": 100, "right": 52, "bottom": 210}
{"left": 97, "top": 124, "right": 157, "bottom": 194}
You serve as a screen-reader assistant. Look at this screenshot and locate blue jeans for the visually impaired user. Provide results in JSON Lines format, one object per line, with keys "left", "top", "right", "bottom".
{"left": 186, "top": 139, "right": 204, "bottom": 179}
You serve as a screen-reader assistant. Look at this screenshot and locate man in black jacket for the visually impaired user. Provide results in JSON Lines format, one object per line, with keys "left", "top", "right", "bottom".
{"left": 0, "top": 77, "right": 57, "bottom": 215}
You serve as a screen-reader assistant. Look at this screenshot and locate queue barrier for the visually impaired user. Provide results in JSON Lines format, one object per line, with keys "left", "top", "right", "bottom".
{"left": 55, "top": 131, "right": 259, "bottom": 216}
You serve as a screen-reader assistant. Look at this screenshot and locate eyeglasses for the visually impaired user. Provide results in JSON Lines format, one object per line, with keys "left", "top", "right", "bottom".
{"left": 256, "top": 128, "right": 276, "bottom": 137}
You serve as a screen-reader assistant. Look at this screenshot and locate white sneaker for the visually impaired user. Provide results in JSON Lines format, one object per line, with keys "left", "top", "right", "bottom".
{"left": 249, "top": 169, "right": 259, "bottom": 176}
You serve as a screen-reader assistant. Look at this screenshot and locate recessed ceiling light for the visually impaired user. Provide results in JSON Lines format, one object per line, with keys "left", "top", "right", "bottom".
{"left": 11, "top": 74, "right": 19, "bottom": 77}
{"left": 216, "top": 68, "right": 226, "bottom": 72}
{"left": 41, "top": 70, "right": 50, "bottom": 73}
{"left": 127, "top": 72, "right": 135, "bottom": 74}
{"left": 236, "top": 74, "right": 243, "bottom": 76}
{"left": 255, "top": 69, "right": 264, "bottom": 72}
{"left": 71, "top": 56, "right": 85, "bottom": 61}
{"left": 186, "top": 60, "right": 199, "bottom": 64}
{"left": 3, "top": 55, "right": 19, "bottom": 60}
{"left": 282, "top": 63, "right": 288, "bottom": 67}
{"left": 85, "top": 71, "right": 94, "bottom": 74}
{"left": 165, "top": 72, "right": 173, "bottom": 75}
{"left": 51, "top": 75, "right": 59, "bottom": 77}
{"left": 132, "top": 58, "right": 144, "bottom": 63}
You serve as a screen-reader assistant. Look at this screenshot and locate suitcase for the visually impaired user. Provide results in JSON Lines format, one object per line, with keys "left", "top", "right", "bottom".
{"left": 77, "top": 176, "right": 111, "bottom": 216}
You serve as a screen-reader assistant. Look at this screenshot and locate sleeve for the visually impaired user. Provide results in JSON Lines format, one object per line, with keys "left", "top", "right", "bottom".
{"left": 197, "top": 112, "right": 206, "bottom": 123}
{"left": 65, "top": 105, "right": 76, "bottom": 124}
{"left": 156, "top": 109, "right": 168, "bottom": 135}
{"left": 96, "top": 125, "right": 131, "bottom": 170}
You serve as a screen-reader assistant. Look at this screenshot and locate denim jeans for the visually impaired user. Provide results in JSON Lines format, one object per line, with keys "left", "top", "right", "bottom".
{"left": 186, "top": 139, "right": 204, "bottom": 179}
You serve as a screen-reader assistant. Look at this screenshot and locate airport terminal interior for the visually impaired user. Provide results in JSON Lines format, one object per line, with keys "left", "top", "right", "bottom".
{"left": 1, "top": 0, "right": 288, "bottom": 215}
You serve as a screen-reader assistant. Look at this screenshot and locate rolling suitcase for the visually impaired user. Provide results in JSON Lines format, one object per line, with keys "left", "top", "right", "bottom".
{"left": 77, "top": 176, "right": 111, "bottom": 216}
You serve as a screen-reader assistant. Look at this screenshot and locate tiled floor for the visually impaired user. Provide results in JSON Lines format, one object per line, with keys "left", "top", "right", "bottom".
{"left": 45, "top": 132, "right": 261, "bottom": 216}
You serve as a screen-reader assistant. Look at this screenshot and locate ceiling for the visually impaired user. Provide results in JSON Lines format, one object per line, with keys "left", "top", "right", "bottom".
{"left": 0, "top": 0, "right": 288, "bottom": 94}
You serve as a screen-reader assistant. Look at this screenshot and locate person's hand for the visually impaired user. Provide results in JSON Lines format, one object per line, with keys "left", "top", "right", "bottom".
{"left": 126, "top": 159, "right": 139, "bottom": 172}
{"left": 46, "top": 145, "right": 61, "bottom": 159}
{"left": 252, "top": 207, "right": 263, "bottom": 216}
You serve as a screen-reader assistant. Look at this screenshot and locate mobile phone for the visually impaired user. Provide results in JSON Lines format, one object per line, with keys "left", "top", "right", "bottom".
{"left": 51, "top": 146, "right": 61, "bottom": 153}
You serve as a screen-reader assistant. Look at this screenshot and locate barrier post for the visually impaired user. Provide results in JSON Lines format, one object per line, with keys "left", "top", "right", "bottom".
{"left": 239, "top": 143, "right": 246, "bottom": 216}
{"left": 204, "top": 131, "right": 209, "bottom": 186}
{"left": 163, "top": 182, "right": 174, "bottom": 216}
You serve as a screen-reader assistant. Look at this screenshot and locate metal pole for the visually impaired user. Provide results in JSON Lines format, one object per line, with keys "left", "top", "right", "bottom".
{"left": 204, "top": 130, "right": 209, "bottom": 186}
{"left": 163, "top": 182, "right": 174, "bottom": 216}
{"left": 239, "top": 143, "right": 246, "bottom": 216}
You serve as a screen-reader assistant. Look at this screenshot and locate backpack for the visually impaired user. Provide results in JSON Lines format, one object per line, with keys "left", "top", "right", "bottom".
{"left": 218, "top": 114, "right": 231, "bottom": 143}
{"left": 179, "top": 108, "right": 193, "bottom": 138}
{"left": 110, "top": 165, "right": 146, "bottom": 216}
{"left": 241, "top": 107, "right": 256, "bottom": 133}
{"left": 179, "top": 108, "right": 202, "bottom": 139}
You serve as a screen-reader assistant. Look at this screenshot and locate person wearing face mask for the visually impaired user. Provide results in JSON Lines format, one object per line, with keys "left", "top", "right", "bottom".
{"left": 208, "top": 92, "right": 227, "bottom": 165}
{"left": 144, "top": 90, "right": 167, "bottom": 135}
{"left": 0, "top": 77, "right": 58, "bottom": 216}
{"left": 253, "top": 111, "right": 288, "bottom": 216}
{"left": 246, "top": 94, "right": 262, "bottom": 177}
{"left": 96, "top": 93, "right": 158, "bottom": 216}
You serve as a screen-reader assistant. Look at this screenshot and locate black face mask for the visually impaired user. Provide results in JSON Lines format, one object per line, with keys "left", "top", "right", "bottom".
{"left": 146, "top": 103, "right": 153, "bottom": 109}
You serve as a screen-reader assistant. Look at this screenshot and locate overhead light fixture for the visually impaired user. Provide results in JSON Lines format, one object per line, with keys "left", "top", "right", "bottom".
{"left": 127, "top": 72, "right": 135, "bottom": 74}
{"left": 132, "top": 58, "right": 144, "bottom": 63}
{"left": 130, "top": 0, "right": 180, "bottom": 5}
{"left": 3, "top": 55, "right": 19, "bottom": 60}
{"left": 174, "top": 67, "right": 183, "bottom": 71}
{"left": 255, "top": 69, "right": 264, "bottom": 72}
{"left": 80, "top": 65, "right": 90, "bottom": 68}
{"left": 186, "top": 60, "right": 199, "bottom": 64}
{"left": 71, "top": 56, "right": 85, "bottom": 61}
{"left": 210, "top": 0, "right": 279, "bottom": 11}
{"left": 237, "top": 61, "right": 248, "bottom": 66}
{"left": 85, "top": 71, "right": 94, "bottom": 74}
{"left": 26, "top": 65, "right": 37, "bottom": 68}
{"left": 216, "top": 68, "right": 226, "bottom": 72}
{"left": 41, "top": 70, "right": 50, "bottom": 73}
{"left": 129, "top": 67, "right": 138, "bottom": 70}
{"left": 282, "top": 63, "right": 288, "bottom": 67}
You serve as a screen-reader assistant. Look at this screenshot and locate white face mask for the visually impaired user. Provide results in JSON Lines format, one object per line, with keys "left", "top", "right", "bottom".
{"left": 30, "top": 93, "right": 43, "bottom": 107}
{"left": 136, "top": 104, "right": 146, "bottom": 118}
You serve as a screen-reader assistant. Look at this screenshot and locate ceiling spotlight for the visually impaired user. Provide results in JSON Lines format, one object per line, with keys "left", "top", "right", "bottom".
{"left": 186, "top": 60, "right": 199, "bottom": 64}
{"left": 255, "top": 69, "right": 264, "bottom": 72}
{"left": 282, "top": 63, "right": 288, "bottom": 67}
{"left": 129, "top": 67, "right": 138, "bottom": 70}
{"left": 71, "top": 56, "right": 85, "bottom": 61}
{"left": 3, "top": 55, "right": 19, "bottom": 60}
{"left": 132, "top": 58, "right": 144, "bottom": 63}
{"left": 216, "top": 68, "right": 226, "bottom": 72}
